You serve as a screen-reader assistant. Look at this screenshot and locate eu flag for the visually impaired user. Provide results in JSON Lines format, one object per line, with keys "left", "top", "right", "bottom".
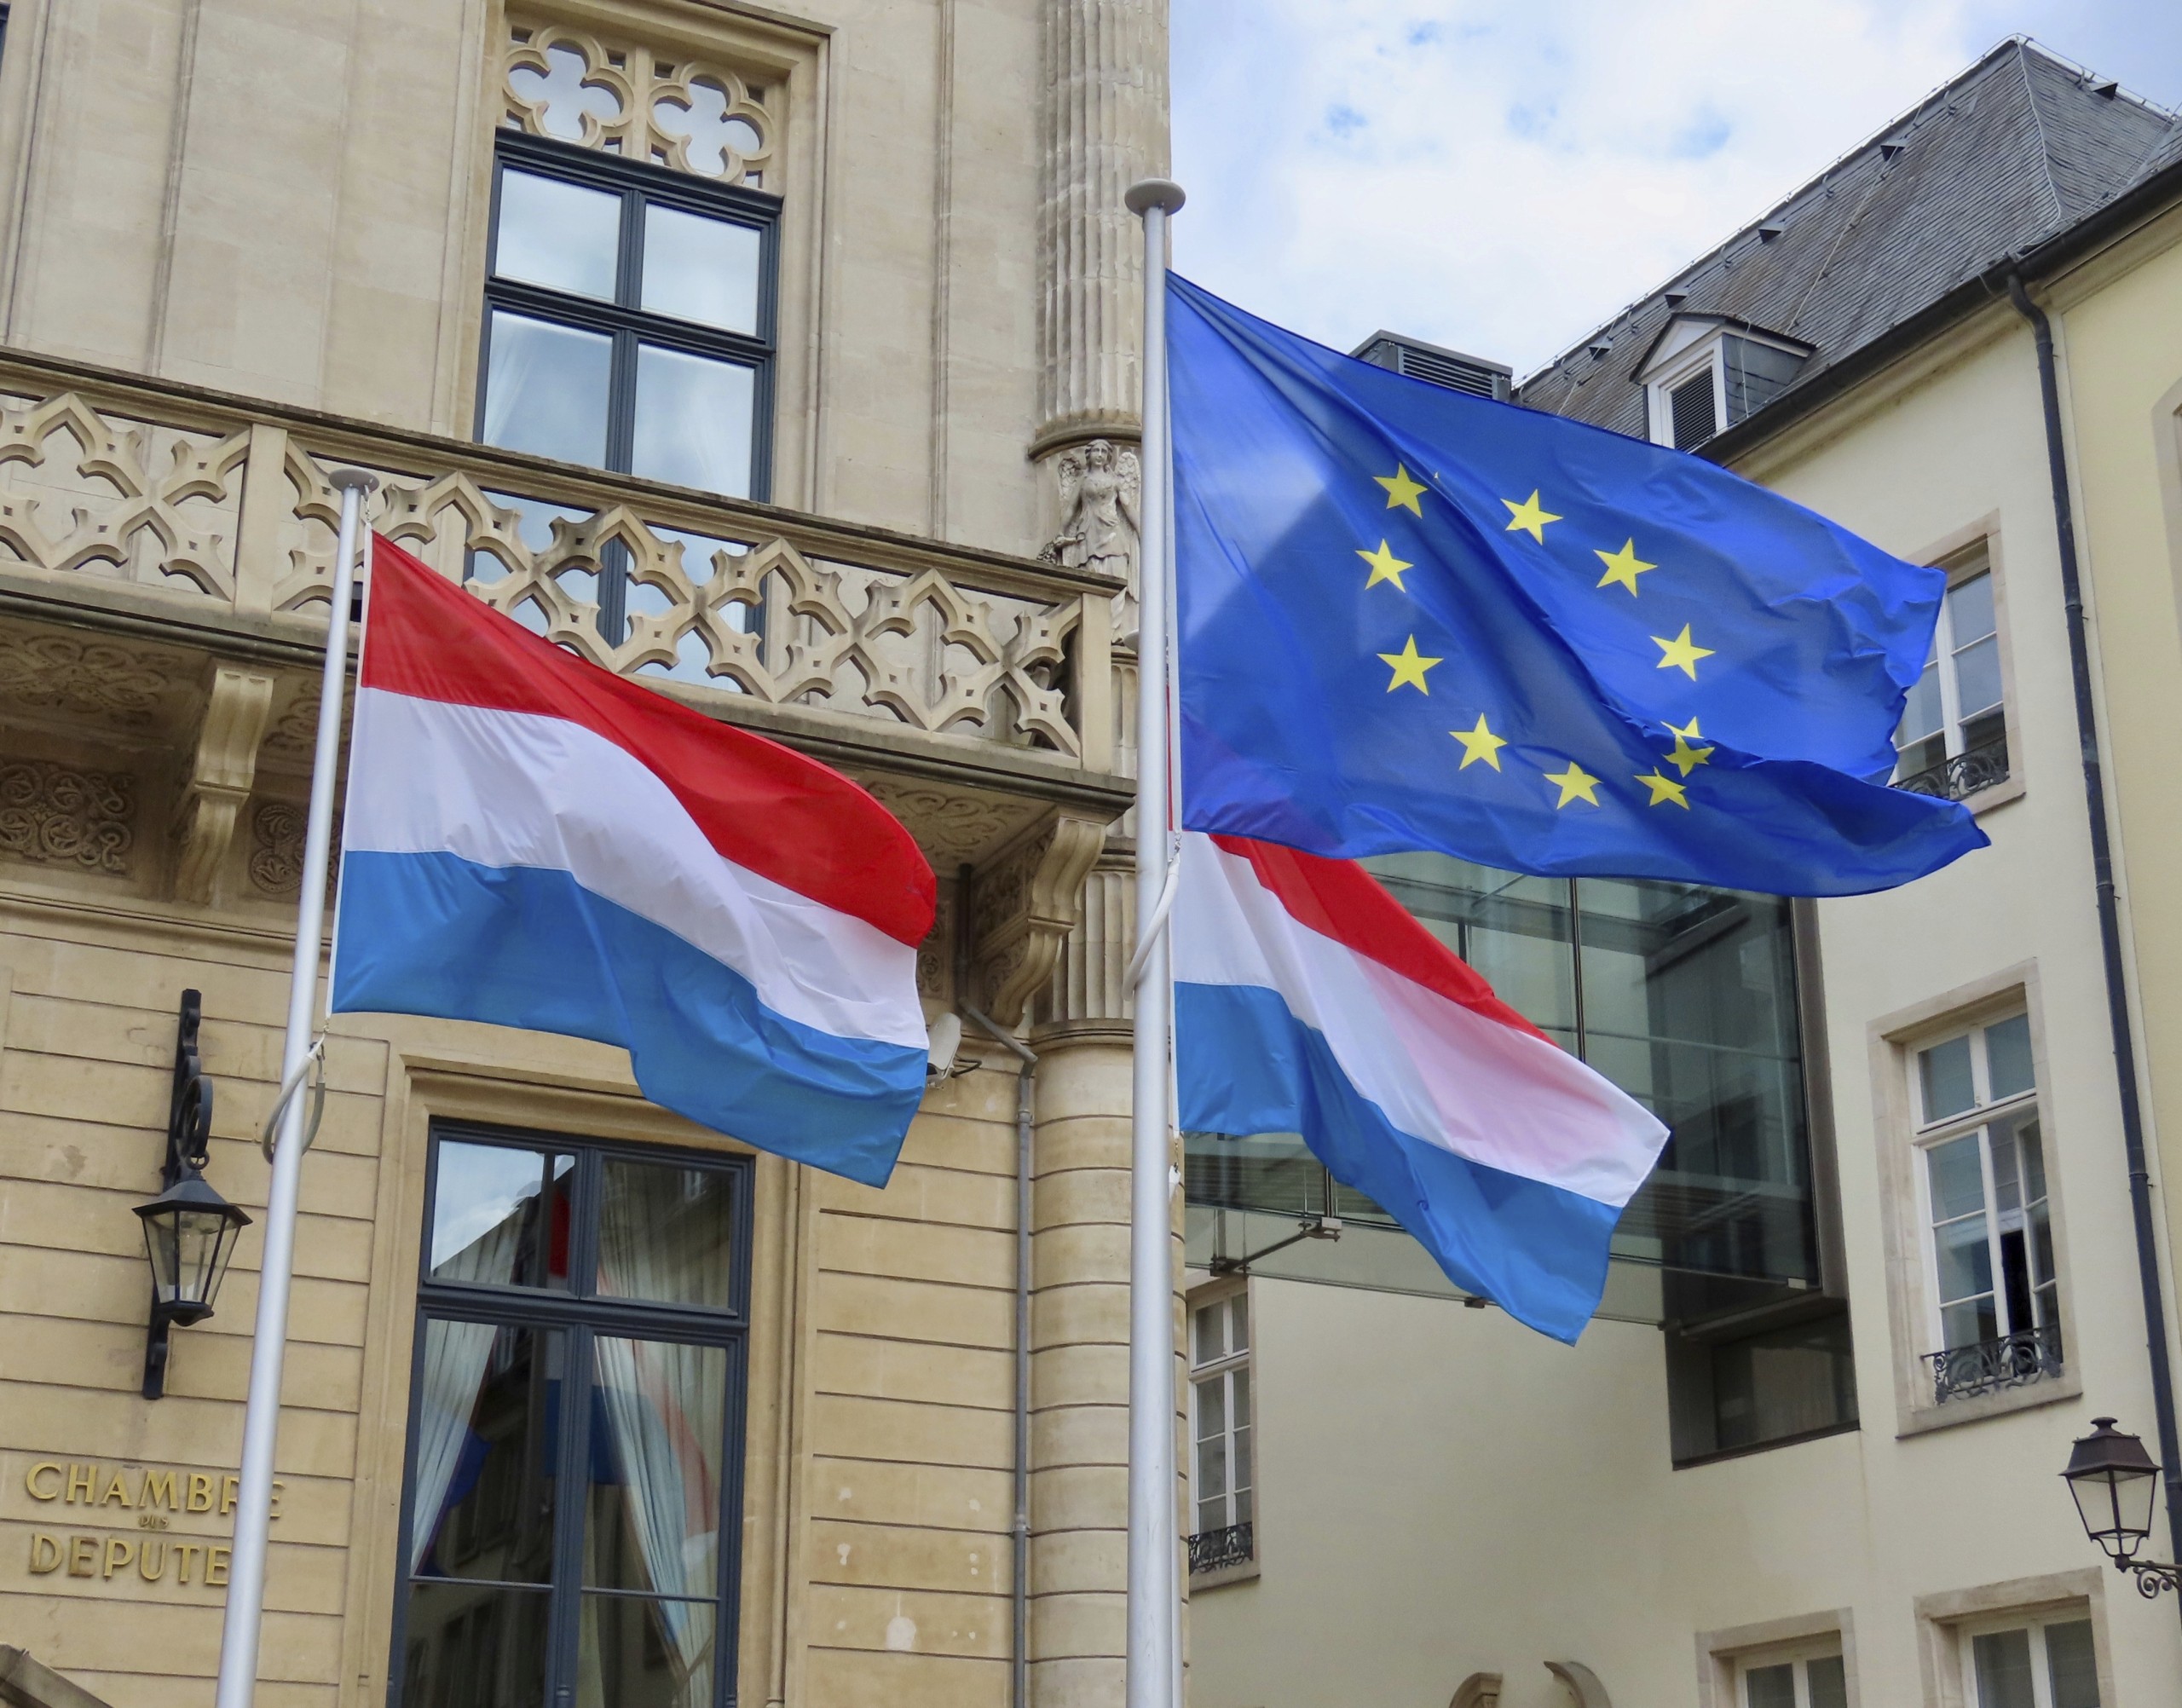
{"left": 1170, "top": 277, "right": 1987, "bottom": 897}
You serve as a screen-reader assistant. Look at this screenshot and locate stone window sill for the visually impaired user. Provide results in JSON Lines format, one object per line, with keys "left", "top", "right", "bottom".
{"left": 1898, "top": 1365, "right": 2081, "bottom": 1437}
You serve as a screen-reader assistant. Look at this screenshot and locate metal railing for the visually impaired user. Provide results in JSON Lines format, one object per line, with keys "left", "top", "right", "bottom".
{"left": 1894, "top": 735, "right": 2010, "bottom": 802}
{"left": 1925, "top": 1322, "right": 2064, "bottom": 1405}
{"left": 0, "top": 353, "right": 1123, "bottom": 771}
{"left": 1186, "top": 1520, "right": 1254, "bottom": 1576}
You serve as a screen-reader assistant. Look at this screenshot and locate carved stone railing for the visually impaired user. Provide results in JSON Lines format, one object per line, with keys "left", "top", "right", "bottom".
{"left": 0, "top": 353, "right": 1123, "bottom": 773}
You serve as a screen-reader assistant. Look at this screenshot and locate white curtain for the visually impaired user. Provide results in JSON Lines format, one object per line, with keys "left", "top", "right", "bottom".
{"left": 589, "top": 1180, "right": 725, "bottom": 1701}
{"left": 408, "top": 1218, "right": 525, "bottom": 1574}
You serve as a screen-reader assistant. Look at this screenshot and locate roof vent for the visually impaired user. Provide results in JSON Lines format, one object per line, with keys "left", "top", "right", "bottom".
{"left": 1662, "top": 288, "right": 1689, "bottom": 309}
{"left": 1879, "top": 136, "right": 1908, "bottom": 161}
{"left": 1758, "top": 221, "right": 1787, "bottom": 243}
{"left": 1349, "top": 332, "right": 1513, "bottom": 401}
{"left": 2089, "top": 78, "right": 2118, "bottom": 98}
{"left": 1587, "top": 338, "right": 1613, "bottom": 360}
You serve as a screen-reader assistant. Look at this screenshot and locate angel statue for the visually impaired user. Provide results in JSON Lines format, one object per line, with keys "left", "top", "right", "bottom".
{"left": 1040, "top": 438, "right": 1141, "bottom": 584}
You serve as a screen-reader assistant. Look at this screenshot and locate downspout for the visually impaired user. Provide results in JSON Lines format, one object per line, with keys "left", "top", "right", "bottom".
{"left": 955, "top": 865, "right": 1037, "bottom": 1708}
{"left": 2006, "top": 272, "right": 2182, "bottom": 1572}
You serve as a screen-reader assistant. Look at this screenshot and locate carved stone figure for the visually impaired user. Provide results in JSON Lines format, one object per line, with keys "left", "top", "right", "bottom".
{"left": 1040, "top": 438, "right": 1141, "bottom": 582}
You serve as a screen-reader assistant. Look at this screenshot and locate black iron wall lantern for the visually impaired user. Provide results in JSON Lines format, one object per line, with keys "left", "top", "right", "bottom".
{"left": 134, "top": 990, "right": 251, "bottom": 1399}
{"left": 2061, "top": 1416, "right": 2181, "bottom": 1598}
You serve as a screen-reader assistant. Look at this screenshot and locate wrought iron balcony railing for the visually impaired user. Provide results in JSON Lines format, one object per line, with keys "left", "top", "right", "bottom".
{"left": 1187, "top": 1520, "right": 1255, "bottom": 1576}
{"left": 0, "top": 349, "right": 1125, "bottom": 776}
{"left": 1894, "top": 735, "right": 2009, "bottom": 803}
{"left": 1925, "top": 1322, "right": 2064, "bottom": 1405}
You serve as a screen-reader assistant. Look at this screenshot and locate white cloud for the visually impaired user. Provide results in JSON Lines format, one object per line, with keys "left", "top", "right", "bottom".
{"left": 1169, "top": 0, "right": 2138, "bottom": 378}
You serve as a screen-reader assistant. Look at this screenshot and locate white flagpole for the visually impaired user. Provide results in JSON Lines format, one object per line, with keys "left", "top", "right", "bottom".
{"left": 1123, "top": 175, "right": 1184, "bottom": 1708}
{"left": 214, "top": 467, "right": 376, "bottom": 1708}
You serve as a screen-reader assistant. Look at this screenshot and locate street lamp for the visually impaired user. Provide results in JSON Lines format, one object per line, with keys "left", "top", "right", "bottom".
{"left": 2062, "top": 1416, "right": 2180, "bottom": 1597}
{"left": 135, "top": 990, "right": 251, "bottom": 1399}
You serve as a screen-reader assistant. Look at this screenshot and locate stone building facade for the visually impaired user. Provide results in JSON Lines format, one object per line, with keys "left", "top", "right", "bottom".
{"left": 0, "top": 3, "right": 1169, "bottom": 1705}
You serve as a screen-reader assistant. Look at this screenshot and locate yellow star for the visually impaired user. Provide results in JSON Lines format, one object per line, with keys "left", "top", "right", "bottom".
{"left": 1378, "top": 635, "right": 1441, "bottom": 694}
{"left": 1635, "top": 769, "right": 1691, "bottom": 808}
{"left": 1652, "top": 624, "right": 1716, "bottom": 679}
{"left": 1358, "top": 540, "right": 1413, "bottom": 591}
{"left": 1450, "top": 714, "right": 1506, "bottom": 770}
{"left": 1594, "top": 539, "right": 1656, "bottom": 597}
{"left": 1376, "top": 465, "right": 1429, "bottom": 516}
{"left": 1543, "top": 760, "right": 1601, "bottom": 808}
{"left": 1502, "top": 490, "right": 1561, "bottom": 543}
{"left": 1665, "top": 716, "right": 1715, "bottom": 777}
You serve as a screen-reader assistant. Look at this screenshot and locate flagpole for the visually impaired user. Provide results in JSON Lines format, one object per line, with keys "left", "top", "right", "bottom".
{"left": 1123, "top": 175, "right": 1185, "bottom": 1708}
{"left": 213, "top": 468, "right": 376, "bottom": 1708}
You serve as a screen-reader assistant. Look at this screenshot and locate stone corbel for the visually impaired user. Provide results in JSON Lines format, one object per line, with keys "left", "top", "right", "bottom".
{"left": 172, "top": 664, "right": 278, "bottom": 903}
{"left": 967, "top": 809, "right": 1110, "bottom": 1026}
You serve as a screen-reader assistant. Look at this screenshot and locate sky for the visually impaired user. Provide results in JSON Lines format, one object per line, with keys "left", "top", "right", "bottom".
{"left": 1170, "top": 1, "right": 2182, "bottom": 381}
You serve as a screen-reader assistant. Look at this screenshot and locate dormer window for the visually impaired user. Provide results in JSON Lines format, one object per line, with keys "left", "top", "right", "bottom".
{"left": 1637, "top": 315, "right": 1812, "bottom": 450}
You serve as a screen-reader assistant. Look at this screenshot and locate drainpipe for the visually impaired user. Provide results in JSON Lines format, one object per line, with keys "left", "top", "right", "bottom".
{"left": 2006, "top": 272, "right": 2182, "bottom": 1573}
{"left": 955, "top": 866, "right": 1037, "bottom": 1708}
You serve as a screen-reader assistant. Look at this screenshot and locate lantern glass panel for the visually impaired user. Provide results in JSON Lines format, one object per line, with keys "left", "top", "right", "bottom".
{"left": 2068, "top": 1463, "right": 2156, "bottom": 1556}
{"left": 141, "top": 1204, "right": 240, "bottom": 1310}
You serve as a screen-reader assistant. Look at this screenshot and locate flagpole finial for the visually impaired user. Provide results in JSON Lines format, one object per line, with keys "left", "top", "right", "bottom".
{"left": 1125, "top": 177, "right": 1186, "bottom": 216}
{"left": 327, "top": 467, "right": 378, "bottom": 493}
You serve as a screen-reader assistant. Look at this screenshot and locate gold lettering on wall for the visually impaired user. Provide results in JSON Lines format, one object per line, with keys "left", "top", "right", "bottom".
{"left": 13, "top": 1457, "right": 284, "bottom": 1594}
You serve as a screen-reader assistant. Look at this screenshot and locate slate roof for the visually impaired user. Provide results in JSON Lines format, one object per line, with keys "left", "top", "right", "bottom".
{"left": 1515, "top": 39, "right": 2182, "bottom": 436}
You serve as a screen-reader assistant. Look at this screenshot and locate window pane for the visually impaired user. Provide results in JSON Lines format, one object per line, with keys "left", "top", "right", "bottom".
{"left": 2043, "top": 1619, "right": 2098, "bottom": 1708}
{"left": 1948, "top": 571, "right": 1996, "bottom": 644}
{"left": 1196, "top": 1375, "right": 1225, "bottom": 1440}
{"left": 1942, "top": 1295, "right": 1999, "bottom": 1351}
{"left": 430, "top": 1142, "right": 570, "bottom": 1290}
{"left": 1898, "top": 661, "right": 1944, "bottom": 746}
{"left": 410, "top": 1322, "right": 560, "bottom": 1583}
{"left": 587, "top": 1337, "right": 727, "bottom": 1601}
{"left": 495, "top": 168, "right": 621, "bottom": 301}
{"left": 1926, "top": 1134, "right": 1987, "bottom": 1222}
{"left": 1919, "top": 1036, "right": 1976, "bottom": 1122}
{"left": 482, "top": 311, "right": 611, "bottom": 468}
{"left": 597, "top": 1158, "right": 736, "bottom": 1310}
{"left": 1197, "top": 1433, "right": 1227, "bottom": 1501}
{"left": 402, "top": 1582, "right": 551, "bottom": 1708}
{"left": 1192, "top": 1305, "right": 1220, "bottom": 1367}
{"left": 1230, "top": 1292, "right": 1249, "bottom": 1352}
{"left": 579, "top": 1593, "right": 717, "bottom": 1708}
{"left": 631, "top": 343, "right": 754, "bottom": 497}
{"left": 1232, "top": 1366, "right": 1251, "bottom": 1432}
{"left": 642, "top": 204, "right": 761, "bottom": 333}
{"left": 1806, "top": 1654, "right": 1849, "bottom": 1708}
{"left": 1934, "top": 1214, "right": 1994, "bottom": 1308}
{"left": 1742, "top": 1662, "right": 1795, "bottom": 1708}
{"left": 1954, "top": 635, "right": 2002, "bottom": 720}
{"left": 1986, "top": 1015, "right": 2034, "bottom": 1101}
{"left": 1232, "top": 1422, "right": 1251, "bottom": 1494}
{"left": 1971, "top": 1628, "right": 2036, "bottom": 1708}
{"left": 1197, "top": 1495, "right": 1223, "bottom": 1534}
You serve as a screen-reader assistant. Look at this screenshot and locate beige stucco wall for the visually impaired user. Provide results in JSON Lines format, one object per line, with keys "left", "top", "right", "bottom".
{"left": 1189, "top": 294, "right": 2182, "bottom": 1706}
{"left": 2041, "top": 205, "right": 2182, "bottom": 1426}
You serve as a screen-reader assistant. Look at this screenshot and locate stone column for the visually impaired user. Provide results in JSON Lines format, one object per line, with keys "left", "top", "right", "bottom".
{"left": 1033, "top": 0, "right": 1168, "bottom": 574}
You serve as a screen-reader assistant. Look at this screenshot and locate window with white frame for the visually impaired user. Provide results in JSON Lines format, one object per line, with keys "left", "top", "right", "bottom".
{"left": 1739, "top": 1647, "right": 1848, "bottom": 1708}
{"left": 1895, "top": 560, "right": 2008, "bottom": 800}
{"left": 1913, "top": 1012, "right": 2062, "bottom": 1404}
{"left": 1961, "top": 1613, "right": 2099, "bottom": 1708}
{"left": 1188, "top": 1289, "right": 1253, "bottom": 1575}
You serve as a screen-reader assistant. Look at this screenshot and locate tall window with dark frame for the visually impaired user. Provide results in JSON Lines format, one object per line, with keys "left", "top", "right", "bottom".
{"left": 479, "top": 130, "right": 779, "bottom": 638}
{"left": 393, "top": 1124, "right": 753, "bottom": 1708}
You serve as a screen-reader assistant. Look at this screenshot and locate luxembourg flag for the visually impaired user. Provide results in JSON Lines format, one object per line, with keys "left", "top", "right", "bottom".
{"left": 1174, "top": 831, "right": 1670, "bottom": 1342}
{"left": 332, "top": 536, "right": 936, "bottom": 1186}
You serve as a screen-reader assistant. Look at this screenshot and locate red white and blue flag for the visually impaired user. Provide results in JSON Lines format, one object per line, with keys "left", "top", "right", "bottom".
{"left": 332, "top": 536, "right": 936, "bottom": 1186}
{"left": 1173, "top": 830, "right": 1669, "bottom": 1342}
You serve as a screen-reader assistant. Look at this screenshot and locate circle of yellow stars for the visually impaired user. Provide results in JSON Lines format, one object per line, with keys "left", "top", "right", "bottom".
{"left": 1359, "top": 464, "right": 1720, "bottom": 814}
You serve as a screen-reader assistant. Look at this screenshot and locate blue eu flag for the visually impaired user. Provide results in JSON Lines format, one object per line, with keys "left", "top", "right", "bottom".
{"left": 1171, "top": 277, "right": 1988, "bottom": 896}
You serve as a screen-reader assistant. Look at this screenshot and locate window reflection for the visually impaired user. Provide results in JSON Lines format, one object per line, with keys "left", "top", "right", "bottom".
{"left": 496, "top": 169, "right": 621, "bottom": 300}
{"left": 409, "top": 1322, "right": 560, "bottom": 1579}
{"left": 641, "top": 205, "right": 760, "bottom": 333}
{"left": 597, "top": 1159, "right": 736, "bottom": 1309}
{"left": 429, "top": 1142, "right": 571, "bottom": 1290}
